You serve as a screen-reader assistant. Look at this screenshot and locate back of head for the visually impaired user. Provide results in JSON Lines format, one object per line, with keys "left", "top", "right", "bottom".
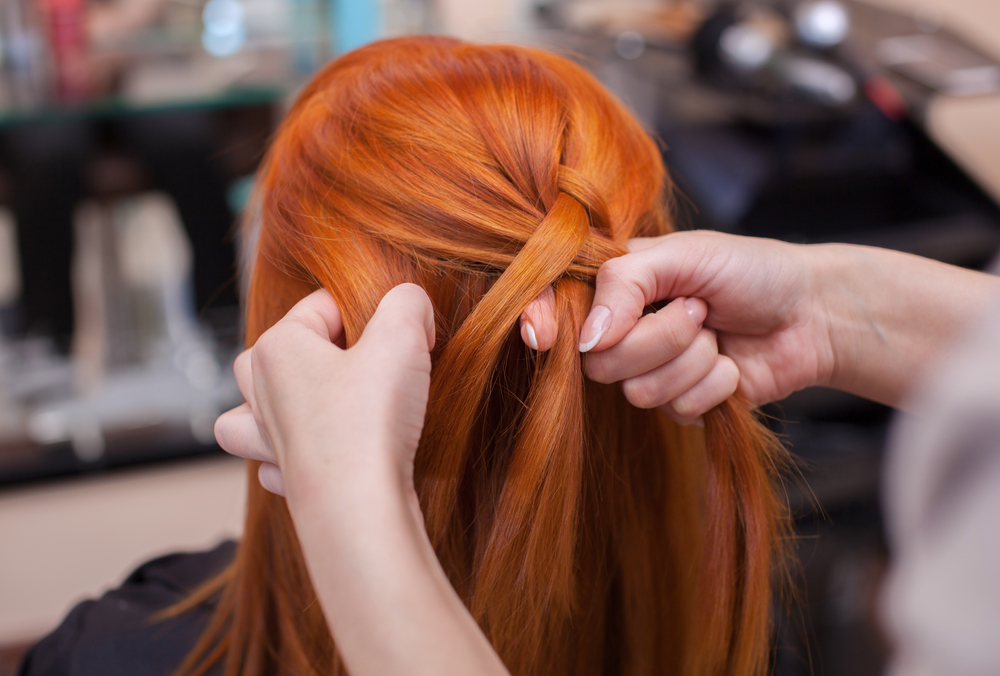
{"left": 179, "top": 36, "right": 787, "bottom": 676}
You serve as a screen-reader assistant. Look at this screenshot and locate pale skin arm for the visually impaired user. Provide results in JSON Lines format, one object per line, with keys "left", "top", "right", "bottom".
{"left": 287, "top": 459, "right": 506, "bottom": 676}
{"left": 520, "top": 231, "right": 1000, "bottom": 414}
{"left": 216, "top": 286, "right": 510, "bottom": 676}
{"left": 803, "top": 242, "right": 999, "bottom": 407}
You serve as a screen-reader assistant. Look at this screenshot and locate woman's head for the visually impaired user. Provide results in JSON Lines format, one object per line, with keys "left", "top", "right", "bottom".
{"left": 249, "top": 36, "right": 666, "bottom": 345}
{"left": 181, "top": 36, "right": 786, "bottom": 676}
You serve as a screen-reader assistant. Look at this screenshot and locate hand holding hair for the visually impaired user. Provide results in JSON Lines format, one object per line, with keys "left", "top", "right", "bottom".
{"left": 580, "top": 231, "right": 825, "bottom": 416}
{"left": 520, "top": 230, "right": 1000, "bottom": 412}
{"left": 216, "top": 284, "right": 435, "bottom": 496}
{"left": 215, "top": 285, "right": 510, "bottom": 676}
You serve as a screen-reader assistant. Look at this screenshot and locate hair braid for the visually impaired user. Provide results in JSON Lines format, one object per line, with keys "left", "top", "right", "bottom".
{"left": 417, "top": 189, "right": 594, "bottom": 539}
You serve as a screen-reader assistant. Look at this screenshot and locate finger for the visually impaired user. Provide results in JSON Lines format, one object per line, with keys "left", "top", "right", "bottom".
{"left": 214, "top": 403, "right": 277, "bottom": 464}
{"left": 258, "top": 462, "right": 286, "bottom": 496}
{"left": 660, "top": 355, "right": 740, "bottom": 425}
{"left": 233, "top": 349, "right": 256, "bottom": 408}
{"left": 585, "top": 297, "right": 707, "bottom": 383}
{"left": 618, "top": 328, "right": 718, "bottom": 408}
{"left": 520, "top": 286, "right": 557, "bottom": 352}
{"left": 282, "top": 288, "right": 346, "bottom": 345}
{"left": 580, "top": 233, "right": 715, "bottom": 353}
{"left": 624, "top": 235, "right": 664, "bottom": 254}
{"left": 360, "top": 283, "right": 436, "bottom": 355}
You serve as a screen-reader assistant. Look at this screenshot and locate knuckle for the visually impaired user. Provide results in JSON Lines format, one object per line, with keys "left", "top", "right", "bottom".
{"left": 584, "top": 348, "right": 624, "bottom": 385}
{"left": 213, "top": 417, "right": 231, "bottom": 449}
{"left": 253, "top": 330, "right": 275, "bottom": 356}
{"left": 718, "top": 356, "right": 741, "bottom": 394}
{"left": 234, "top": 350, "right": 251, "bottom": 374}
{"left": 671, "top": 357, "right": 741, "bottom": 422}
{"left": 597, "top": 257, "right": 625, "bottom": 284}
{"left": 596, "top": 258, "right": 648, "bottom": 321}
{"left": 622, "top": 377, "right": 658, "bottom": 409}
{"left": 583, "top": 353, "right": 614, "bottom": 384}
{"left": 249, "top": 343, "right": 267, "bottom": 375}
{"left": 214, "top": 413, "right": 247, "bottom": 453}
{"left": 653, "top": 316, "right": 685, "bottom": 353}
{"left": 694, "top": 329, "right": 719, "bottom": 363}
{"left": 252, "top": 330, "right": 285, "bottom": 370}
{"left": 670, "top": 396, "right": 699, "bottom": 422}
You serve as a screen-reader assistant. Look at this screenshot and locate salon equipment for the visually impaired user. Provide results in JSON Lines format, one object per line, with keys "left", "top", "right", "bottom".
{"left": 693, "top": 2, "right": 858, "bottom": 109}
{"left": 600, "top": 1, "right": 1000, "bottom": 269}
{"left": 795, "top": 1, "right": 850, "bottom": 48}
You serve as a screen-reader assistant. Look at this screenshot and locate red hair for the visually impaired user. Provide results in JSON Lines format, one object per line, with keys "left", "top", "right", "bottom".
{"left": 175, "top": 36, "right": 788, "bottom": 676}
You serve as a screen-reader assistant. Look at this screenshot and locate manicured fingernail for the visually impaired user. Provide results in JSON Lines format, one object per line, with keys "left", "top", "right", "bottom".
{"left": 684, "top": 297, "right": 707, "bottom": 324}
{"left": 524, "top": 319, "right": 538, "bottom": 350}
{"left": 579, "top": 305, "right": 612, "bottom": 353}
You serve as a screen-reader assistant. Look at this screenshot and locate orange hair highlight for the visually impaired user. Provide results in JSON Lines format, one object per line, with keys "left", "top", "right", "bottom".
{"left": 175, "top": 36, "right": 788, "bottom": 676}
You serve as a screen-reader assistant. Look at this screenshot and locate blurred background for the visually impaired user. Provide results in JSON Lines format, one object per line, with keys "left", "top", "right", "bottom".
{"left": 0, "top": 0, "right": 997, "bottom": 673}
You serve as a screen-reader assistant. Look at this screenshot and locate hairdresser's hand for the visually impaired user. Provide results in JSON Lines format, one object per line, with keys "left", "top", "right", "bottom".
{"left": 559, "top": 230, "right": 1000, "bottom": 413}
{"left": 576, "top": 232, "right": 830, "bottom": 419}
{"left": 519, "top": 231, "right": 825, "bottom": 421}
{"left": 215, "top": 285, "right": 435, "bottom": 497}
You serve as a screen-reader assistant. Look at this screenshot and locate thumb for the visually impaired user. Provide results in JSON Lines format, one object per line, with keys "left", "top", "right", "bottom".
{"left": 281, "top": 288, "right": 345, "bottom": 345}
{"left": 580, "top": 233, "right": 709, "bottom": 353}
{"left": 358, "top": 283, "right": 436, "bottom": 358}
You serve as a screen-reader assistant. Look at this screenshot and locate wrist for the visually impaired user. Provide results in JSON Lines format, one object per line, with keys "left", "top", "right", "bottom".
{"left": 282, "top": 449, "right": 507, "bottom": 676}
{"left": 283, "top": 438, "right": 410, "bottom": 517}
{"left": 284, "top": 446, "right": 423, "bottom": 595}
{"left": 789, "top": 242, "right": 843, "bottom": 392}
{"left": 802, "top": 243, "right": 862, "bottom": 394}
{"left": 801, "top": 243, "right": 1000, "bottom": 407}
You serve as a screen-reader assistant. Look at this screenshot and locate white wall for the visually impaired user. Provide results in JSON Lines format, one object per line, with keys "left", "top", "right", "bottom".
{"left": 0, "top": 457, "right": 246, "bottom": 645}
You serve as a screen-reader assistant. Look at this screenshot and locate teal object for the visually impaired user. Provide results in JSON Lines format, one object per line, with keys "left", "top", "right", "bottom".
{"left": 290, "top": 0, "right": 321, "bottom": 74}
{"left": 227, "top": 174, "right": 256, "bottom": 215}
{"left": 332, "top": 0, "right": 381, "bottom": 54}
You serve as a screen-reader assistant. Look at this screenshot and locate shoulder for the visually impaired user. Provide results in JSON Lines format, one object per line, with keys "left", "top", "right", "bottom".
{"left": 882, "top": 286, "right": 1000, "bottom": 674}
{"left": 17, "top": 541, "right": 236, "bottom": 676}
{"left": 887, "top": 288, "right": 1000, "bottom": 539}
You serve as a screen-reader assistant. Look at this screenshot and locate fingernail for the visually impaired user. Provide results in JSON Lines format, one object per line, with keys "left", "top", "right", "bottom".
{"left": 684, "top": 297, "right": 707, "bottom": 325}
{"left": 524, "top": 319, "right": 538, "bottom": 350}
{"left": 579, "top": 305, "right": 612, "bottom": 353}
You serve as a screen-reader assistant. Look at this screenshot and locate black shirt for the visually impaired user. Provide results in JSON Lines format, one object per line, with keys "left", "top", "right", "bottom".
{"left": 18, "top": 541, "right": 235, "bottom": 676}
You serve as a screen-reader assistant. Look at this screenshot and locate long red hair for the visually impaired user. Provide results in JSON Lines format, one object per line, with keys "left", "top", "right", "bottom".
{"left": 175, "top": 36, "right": 788, "bottom": 676}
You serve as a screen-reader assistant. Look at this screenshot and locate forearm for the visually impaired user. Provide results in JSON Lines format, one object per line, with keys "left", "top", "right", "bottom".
{"left": 808, "top": 244, "right": 1000, "bottom": 408}
{"left": 285, "top": 459, "right": 510, "bottom": 676}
